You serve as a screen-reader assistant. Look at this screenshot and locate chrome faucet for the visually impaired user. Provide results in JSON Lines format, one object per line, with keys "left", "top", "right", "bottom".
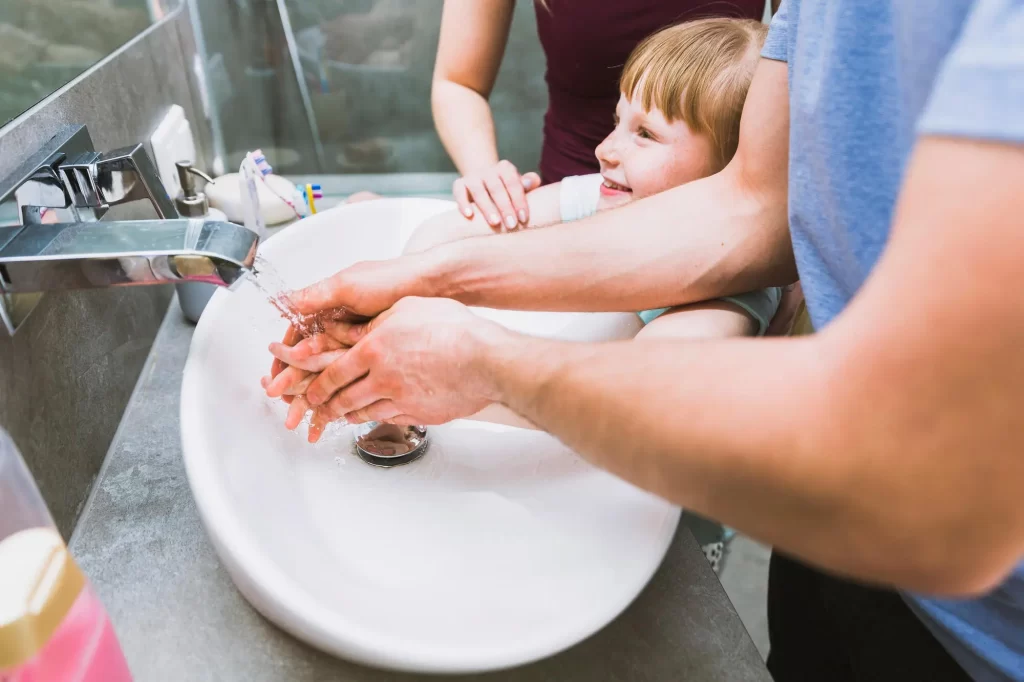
{"left": 0, "top": 125, "right": 259, "bottom": 334}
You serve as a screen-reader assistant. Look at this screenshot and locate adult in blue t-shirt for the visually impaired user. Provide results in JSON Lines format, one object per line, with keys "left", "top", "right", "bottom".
{"left": 275, "top": 2, "right": 1024, "bottom": 679}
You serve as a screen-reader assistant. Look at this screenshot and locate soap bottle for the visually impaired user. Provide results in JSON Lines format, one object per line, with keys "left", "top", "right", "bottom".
{"left": 174, "top": 160, "right": 228, "bottom": 323}
{"left": 0, "top": 428, "right": 133, "bottom": 682}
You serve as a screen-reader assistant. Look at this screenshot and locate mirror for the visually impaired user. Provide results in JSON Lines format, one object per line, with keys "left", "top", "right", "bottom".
{"left": 0, "top": 0, "right": 183, "bottom": 129}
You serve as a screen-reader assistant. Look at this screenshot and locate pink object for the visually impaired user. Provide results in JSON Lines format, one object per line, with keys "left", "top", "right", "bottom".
{"left": 6, "top": 584, "right": 132, "bottom": 682}
{"left": 0, "top": 429, "right": 132, "bottom": 682}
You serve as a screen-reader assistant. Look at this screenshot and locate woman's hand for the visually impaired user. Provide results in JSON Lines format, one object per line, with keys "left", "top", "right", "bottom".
{"left": 453, "top": 160, "right": 541, "bottom": 230}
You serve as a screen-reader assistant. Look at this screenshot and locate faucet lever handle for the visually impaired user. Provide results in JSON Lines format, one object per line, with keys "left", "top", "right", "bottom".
{"left": 59, "top": 152, "right": 103, "bottom": 213}
{"left": 59, "top": 144, "right": 179, "bottom": 220}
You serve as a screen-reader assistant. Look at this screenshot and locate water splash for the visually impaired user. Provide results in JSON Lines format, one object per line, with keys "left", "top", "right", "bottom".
{"left": 248, "top": 254, "right": 355, "bottom": 338}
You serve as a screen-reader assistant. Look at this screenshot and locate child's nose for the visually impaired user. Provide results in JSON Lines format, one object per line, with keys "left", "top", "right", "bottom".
{"left": 596, "top": 136, "right": 618, "bottom": 166}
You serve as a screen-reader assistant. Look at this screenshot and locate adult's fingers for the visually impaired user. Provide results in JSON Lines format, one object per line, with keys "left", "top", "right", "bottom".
{"left": 345, "top": 399, "right": 402, "bottom": 425}
{"left": 285, "top": 395, "right": 310, "bottom": 431}
{"left": 307, "top": 406, "right": 334, "bottom": 443}
{"left": 305, "top": 342, "right": 372, "bottom": 406}
{"left": 521, "top": 172, "right": 541, "bottom": 192}
{"left": 317, "top": 372, "right": 383, "bottom": 416}
{"left": 288, "top": 272, "right": 355, "bottom": 316}
{"left": 464, "top": 177, "right": 501, "bottom": 228}
{"left": 496, "top": 161, "right": 529, "bottom": 226}
{"left": 483, "top": 173, "right": 518, "bottom": 231}
{"left": 452, "top": 178, "right": 474, "bottom": 219}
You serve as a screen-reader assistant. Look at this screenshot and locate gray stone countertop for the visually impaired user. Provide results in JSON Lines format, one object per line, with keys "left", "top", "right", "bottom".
{"left": 70, "top": 303, "right": 771, "bottom": 682}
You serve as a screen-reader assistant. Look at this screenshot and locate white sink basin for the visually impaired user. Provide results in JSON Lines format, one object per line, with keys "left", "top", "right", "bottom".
{"left": 181, "top": 198, "right": 681, "bottom": 673}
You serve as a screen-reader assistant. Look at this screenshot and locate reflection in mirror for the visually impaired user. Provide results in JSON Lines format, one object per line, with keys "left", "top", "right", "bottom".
{"left": 0, "top": 0, "right": 183, "bottom": 128}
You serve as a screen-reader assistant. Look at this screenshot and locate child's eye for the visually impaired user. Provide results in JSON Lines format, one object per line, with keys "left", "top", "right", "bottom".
{"left": 637, "top": 127, "right": 654, "bottom": 140}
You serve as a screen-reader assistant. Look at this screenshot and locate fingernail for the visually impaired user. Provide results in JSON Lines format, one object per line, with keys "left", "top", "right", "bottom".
{"left": 522, "top": 177, "right": 534, "bottom": 189}
{"left": 489, "top": 214, "right": 500, "bottom": 225}
{"left": 518, "top": 210, "right": 527, "bottom": 223}
{"left": 505, "top": 215, "right": 517, "bottom": 229}
{"left": 463, "top": 206, "right": 473, "bottom": 218}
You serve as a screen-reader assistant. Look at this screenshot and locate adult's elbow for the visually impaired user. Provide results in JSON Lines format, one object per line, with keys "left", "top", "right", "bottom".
{"left": 854, "top": 508, "right": 1024, "bottom": 598}
{"left": 922, "top": 547, "right": 1021, "bottom": 598}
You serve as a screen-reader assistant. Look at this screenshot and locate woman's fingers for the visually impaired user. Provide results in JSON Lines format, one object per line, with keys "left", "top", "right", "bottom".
{"left": 464, "top": 177, "right": 501, "bottom": 229}
{"left": 521, "top": 172, "right": 541, "bottom": 192}
{"left": 452, "top": 178, "right": 474, "bottom": 219}
{"left": 496, "top": 161, "right": 529, "bottom": 227}
{"left": 483, "top": 172, "right": 518, "bottom": 231}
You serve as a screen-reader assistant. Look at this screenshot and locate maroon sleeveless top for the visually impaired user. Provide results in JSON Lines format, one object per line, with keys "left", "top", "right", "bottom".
{"left": 533, "top": 0, "right": 764, "bottom": 183}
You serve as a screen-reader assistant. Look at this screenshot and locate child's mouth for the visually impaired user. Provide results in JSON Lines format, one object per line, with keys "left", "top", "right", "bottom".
{"left": 600, "top": 177, "right": 632, "bottom": 196}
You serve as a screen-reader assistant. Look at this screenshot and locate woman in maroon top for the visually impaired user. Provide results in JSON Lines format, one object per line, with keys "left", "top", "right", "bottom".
{"left": 432, "top": 0, "right": 769, "bottom": 230}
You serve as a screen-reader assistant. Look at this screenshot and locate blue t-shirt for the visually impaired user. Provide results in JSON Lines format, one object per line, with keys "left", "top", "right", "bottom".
{"left": 764, "top": 2, "right": 1023, "bottom": 680}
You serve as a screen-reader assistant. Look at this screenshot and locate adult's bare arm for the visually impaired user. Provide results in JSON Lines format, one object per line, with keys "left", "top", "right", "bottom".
{"left": 291, "top": 59, "right": 794, "bottom": 317}
{"left": 485, "top": 137, "right": 1024, "bottom": 596}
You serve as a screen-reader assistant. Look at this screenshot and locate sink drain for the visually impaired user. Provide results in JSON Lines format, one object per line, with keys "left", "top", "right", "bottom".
{"left": 352, "top": 423, "right": 429, "bottom": 468}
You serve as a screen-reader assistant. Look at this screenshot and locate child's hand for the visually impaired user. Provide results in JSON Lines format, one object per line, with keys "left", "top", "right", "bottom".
{"left": 264, "top": 322, "right": 367, "bottom": 442}
{"left": 268, "top": 335, "right": 348, "bottom": 373}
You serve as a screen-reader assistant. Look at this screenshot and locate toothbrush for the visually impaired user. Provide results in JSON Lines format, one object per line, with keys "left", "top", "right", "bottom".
{"left": 250, "top": 149, "right": 273, "bottom": 177}
{"left": 301, "top": 183, "right": 323, "bottom": 215}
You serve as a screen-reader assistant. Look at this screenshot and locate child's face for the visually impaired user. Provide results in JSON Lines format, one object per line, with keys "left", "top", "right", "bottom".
{"left": 594, "top": 93, "right": 715, "bottom": 210}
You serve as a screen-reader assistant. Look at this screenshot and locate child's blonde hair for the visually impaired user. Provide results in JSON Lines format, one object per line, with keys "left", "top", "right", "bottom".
{"left": 620, "top": 18, "right": 767, "bottom": 170}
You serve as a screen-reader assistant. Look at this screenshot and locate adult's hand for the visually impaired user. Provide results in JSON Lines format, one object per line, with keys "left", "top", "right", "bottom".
{"left": 286, "top": 256, "right": 428, "bottom": 320}
{"left": 302, "top": 297, "right": 506, "bottom": 427}
{"left": 453, "top": 160, "right": 540, "bottom": 230}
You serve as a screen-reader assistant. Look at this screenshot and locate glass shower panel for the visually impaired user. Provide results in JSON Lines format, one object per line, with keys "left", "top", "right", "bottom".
{"left": 279, "top": 0, "right": 547, "bottom": 174}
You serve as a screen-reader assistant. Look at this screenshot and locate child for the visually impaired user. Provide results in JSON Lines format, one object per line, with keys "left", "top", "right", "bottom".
{"left": 268, "top": 18, "right": 777, "bottom": 572}
{"left": 404, "top": 17, "right": 780, "bottom": 342}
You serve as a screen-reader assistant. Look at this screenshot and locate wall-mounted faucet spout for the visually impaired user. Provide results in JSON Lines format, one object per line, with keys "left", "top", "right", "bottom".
{"left": 0, "top": 218, "right": 257, "bottom": 294}
{"left": 0, "top": 124, "right": 259, "bottom": 335}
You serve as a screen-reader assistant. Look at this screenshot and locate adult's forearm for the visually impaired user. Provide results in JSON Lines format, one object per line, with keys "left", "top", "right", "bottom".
{"left": 432, "top": 80, "right": 501, "bottom": 176}
{"left": 480, "top": 328, "right": 996, "bottom": 596}
{"left": 472, "top": 138, "right": 1024, "bottom": 596}
{"left": 417, "top": 166, "right": 795, "bottom": 312}
{"left": 484, "top": 333, "right": 875, "bottom": 579}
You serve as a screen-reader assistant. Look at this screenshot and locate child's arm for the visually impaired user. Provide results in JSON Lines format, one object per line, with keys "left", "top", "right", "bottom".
{"left": 636, "top": 302, "right": 758, "bottom": 341}
{"left": 403, "top": 183, "right": 563, "bottom": 254}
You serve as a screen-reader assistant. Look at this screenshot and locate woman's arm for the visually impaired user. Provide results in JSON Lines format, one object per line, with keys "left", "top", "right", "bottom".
{"left": 403, "top": 183, "right": 564, "bottom": 254}
{"left": 432, "top": 0, "right": 514, "bottom": 176}
{"left": 432, "top": 0, "right": 541, "bottom": 228}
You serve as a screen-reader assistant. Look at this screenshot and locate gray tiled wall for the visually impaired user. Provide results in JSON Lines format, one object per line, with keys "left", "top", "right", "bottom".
{"left": 0, "top": 9, "right": 207, "bottom": 537}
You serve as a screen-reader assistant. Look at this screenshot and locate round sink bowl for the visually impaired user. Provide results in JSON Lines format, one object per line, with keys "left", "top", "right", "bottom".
{"left": 181, "top": 198, "right": 680, "bottom": 673}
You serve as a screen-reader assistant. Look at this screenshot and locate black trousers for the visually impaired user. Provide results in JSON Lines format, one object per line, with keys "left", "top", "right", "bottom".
{"left": 766, "top": 552, "right": 973, "bottom": 682}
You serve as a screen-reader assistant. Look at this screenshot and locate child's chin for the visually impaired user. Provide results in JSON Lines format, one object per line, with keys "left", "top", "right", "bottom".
{"left": 597, "top": 192, "right": 633, "bottom": 212}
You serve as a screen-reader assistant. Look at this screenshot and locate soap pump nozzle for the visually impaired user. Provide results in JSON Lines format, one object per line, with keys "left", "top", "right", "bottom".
{"left": 175, "top": 160, "right": 215, "bottom": 218}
